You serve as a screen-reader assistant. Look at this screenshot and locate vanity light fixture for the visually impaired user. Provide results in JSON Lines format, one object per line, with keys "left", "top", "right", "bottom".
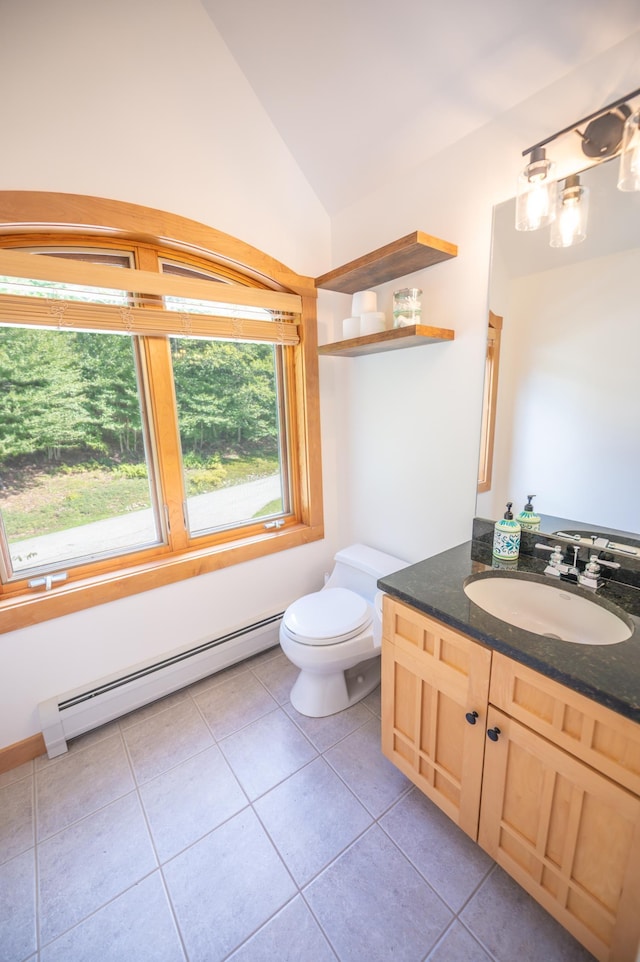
{"left": 618, "top": 107, "right": 640, "bottom": 191}
{"left": 515, "top": 146, "right": 557, "bottom": 231}
{"left": 516, "top": 86, "right": 640, "bottom": 241}
{"left": 549, "top": 174, "right": 589, "bottom": 248}
{"left": 579, "top": 103, "right": 631, "bottom": 160}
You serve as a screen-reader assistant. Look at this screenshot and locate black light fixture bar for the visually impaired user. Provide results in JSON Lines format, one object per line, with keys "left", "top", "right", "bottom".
{"left": 522, "top": 86, "right": 640, "bottom": 158}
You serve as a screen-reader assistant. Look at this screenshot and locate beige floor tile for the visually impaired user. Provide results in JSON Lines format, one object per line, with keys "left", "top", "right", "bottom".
{"left": 140, "top": 744, "right": 247, "bottom": 862}
{"left": 0, "top": 849, "right": 37, "bottom": 962}
{"left": 254, "top": 756, "right": 372, "bottom": 884}
{"left": 40, "top": 873, "right": 186, "bottom": 962}
{"left": 325, "top": 716, "right": 411, "bottom": 816}
{"left": 228, "top": 895, "right": 338, "bottom": 961}
{"left": 0, "top": 775, "right": 33, "bottom": 865}
{"left": 283, "top": 699, "right": 373, "bottom": 752}
{"left": 219, "top": 707, "right": 317, "bottom": 800}
{"left": 381, "top": 788, "right": 493, "bottom": 911}
{"left": 426, "top": 921, "right": 494, "bottom": 961}
{"left": 36, "top": 734, "right": 134, "bottom": 840}
{"left": 163, "top": 807, "right": 296, "bottom": 962}
{"left": 305, "top": 825, "right": 453, "bottom": 962}
{"left": 122, "top": 698, "right": 214, "bottom": 783}
{"left": 193, "top": 670, "right": 278, "bottom": 740}
{"left": 38, "top": 792, "right": 157, "bottom": 945}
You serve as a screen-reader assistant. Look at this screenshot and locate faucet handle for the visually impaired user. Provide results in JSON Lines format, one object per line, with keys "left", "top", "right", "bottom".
{"left": 594, "top": 555, "right": 621, "bottom": 571}
{"left": 536, "top": 543, "right": 564, "bottom": 563}
{"left": 536, "top": 543, "right": 565, "bottom": 576}
{"left": 579, "top": 554, "right": 619, "bottom": 589}
{"left": 585, "top": 554, "right": 620, "bottom": 579}
{"left": 585, "top": 555, "right": 601, "bottom": 576}
{"left": 579, "top": 556, "right": 603, "bottom": 589}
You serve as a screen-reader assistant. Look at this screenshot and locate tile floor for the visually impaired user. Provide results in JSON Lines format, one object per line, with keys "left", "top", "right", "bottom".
{"left": 1, "top": 645, "right": 596, "bottom": 962}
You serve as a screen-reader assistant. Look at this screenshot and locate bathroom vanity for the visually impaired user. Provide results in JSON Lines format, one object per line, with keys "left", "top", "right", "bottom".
{"left": 378, "top": 540, "right": 640, "bottom": 962}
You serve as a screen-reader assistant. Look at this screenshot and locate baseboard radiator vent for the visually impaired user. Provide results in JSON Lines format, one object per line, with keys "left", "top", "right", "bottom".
{"left": 39, "top": 611, "right": 284, "bottom": 758}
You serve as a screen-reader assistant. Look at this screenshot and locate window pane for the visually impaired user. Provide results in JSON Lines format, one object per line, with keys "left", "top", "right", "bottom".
{"left": 170, "top": 337, "right": 288, "bottom": 536}
{"left": 0, "top": 326, "right": 162, "bottom": 577}
{"left": 0, "top": 249, "right": 131, "bottom": 306}
{"left": 161, "top": 258, "right": 294, "bottom": 327}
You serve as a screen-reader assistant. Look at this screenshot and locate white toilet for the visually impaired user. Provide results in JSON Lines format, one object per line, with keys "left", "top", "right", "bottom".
{"left": 280, "top": 543, "right": 409, "bottom": 717}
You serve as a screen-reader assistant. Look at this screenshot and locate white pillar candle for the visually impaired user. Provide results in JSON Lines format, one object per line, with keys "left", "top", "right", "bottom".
{"left": 342, "top": 316, "right": 361, "bottom": 339}
{"left": 360, "top": 311, "right": 386, "bottom": 334}
{"left": 352, "top": 290, "right": 377, "bottom": 315}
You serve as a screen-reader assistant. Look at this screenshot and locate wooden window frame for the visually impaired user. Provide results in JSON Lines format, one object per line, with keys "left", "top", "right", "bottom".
{"left": 477, "top": 310, "right": 503, "bottom": 493}
{"left": 0, "top": 192, "right": 324, "bottom": 632}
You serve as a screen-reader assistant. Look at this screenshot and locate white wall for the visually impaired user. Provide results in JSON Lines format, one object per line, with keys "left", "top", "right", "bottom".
{"left": 0, "top": 0, "right": 338, "bottom": 747}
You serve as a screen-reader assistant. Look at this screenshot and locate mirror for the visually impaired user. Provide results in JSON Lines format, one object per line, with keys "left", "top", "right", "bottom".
{"left": 477, "top": 158, "right": 640, "bottom": 541}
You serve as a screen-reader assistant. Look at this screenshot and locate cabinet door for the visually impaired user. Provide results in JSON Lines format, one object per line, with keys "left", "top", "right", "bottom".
{"left": 490, "top": 652, "right": 640, "bottom": 796}
{"left": 381, "top": 597, "right": 491, "bottom": 839}
{"left": 479, "top": 706, "right": 640, "bottom": 962}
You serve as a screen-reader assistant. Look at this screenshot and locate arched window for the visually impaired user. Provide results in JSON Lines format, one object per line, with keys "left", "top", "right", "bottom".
{"left": 0, "top": 192, "right": 323, "bottom": 629}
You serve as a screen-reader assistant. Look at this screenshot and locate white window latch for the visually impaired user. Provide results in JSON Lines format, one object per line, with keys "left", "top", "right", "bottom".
{"left": 28, "top": 572, "right": 68, "bottom": 592}
{"left": 264, "top": 519, "right": 285, "bottom": 530}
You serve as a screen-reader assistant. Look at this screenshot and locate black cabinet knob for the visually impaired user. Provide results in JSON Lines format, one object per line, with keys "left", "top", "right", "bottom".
{"left": 487, "top": 727, "right": 501, "bottom": 742}
{"left": 465, "top": 711, "right": 479, "bottom": 725}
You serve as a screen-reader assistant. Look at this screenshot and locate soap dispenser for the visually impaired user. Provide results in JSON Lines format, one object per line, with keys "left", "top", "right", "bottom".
{"left": 493, "top": 502, "right": 521, "bottom": 560}
{"left": 517, "top": 494, "right": 541, "bottom": 532}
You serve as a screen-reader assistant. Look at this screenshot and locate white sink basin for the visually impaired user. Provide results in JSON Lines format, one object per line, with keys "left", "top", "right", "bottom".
{"left": 464, "top": 575, "right": 632, "bottom": 645}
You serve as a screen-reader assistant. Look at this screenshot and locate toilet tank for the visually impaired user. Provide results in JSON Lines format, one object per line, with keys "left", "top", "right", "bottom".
{"left": 325, "top": 544, "right": 409, "bottom": 602}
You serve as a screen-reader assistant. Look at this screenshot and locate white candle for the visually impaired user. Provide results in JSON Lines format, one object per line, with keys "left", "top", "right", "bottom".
{"left": 342, "top": 316, "right": 361, "bottom": 339}
{"left": 352, "top": 290, "right": 377, "bottom": 315}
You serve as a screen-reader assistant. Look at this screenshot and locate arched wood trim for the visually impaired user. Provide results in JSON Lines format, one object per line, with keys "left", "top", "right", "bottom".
{"left": 0, "top": 191, "right": 316, "bottom": 297}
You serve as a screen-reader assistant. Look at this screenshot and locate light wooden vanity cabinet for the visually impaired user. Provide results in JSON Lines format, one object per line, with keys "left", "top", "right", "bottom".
{"left": 381, "top": 596, "right": 640, "bottom": 962}
{"left": 381, "top": 595, "right": 492, "bottom": 838}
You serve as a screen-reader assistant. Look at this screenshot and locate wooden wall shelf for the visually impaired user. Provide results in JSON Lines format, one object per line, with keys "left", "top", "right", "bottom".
{"left": 315, "top": 231, "right": 457, "bottom": 295}
{"left": 318, "top": 324, "right": 454, "bottom": 358}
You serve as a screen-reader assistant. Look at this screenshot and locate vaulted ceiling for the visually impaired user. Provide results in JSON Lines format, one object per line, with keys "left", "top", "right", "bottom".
{"left": 202, "top": 0, "right": 640, "bottom": 213}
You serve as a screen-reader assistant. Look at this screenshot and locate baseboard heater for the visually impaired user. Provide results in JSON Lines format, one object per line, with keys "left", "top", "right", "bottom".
{"left": 38, "top": 610, "right": 284, "bottom": 758}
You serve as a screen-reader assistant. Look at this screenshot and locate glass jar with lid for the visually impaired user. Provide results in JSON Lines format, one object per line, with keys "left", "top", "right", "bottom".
{"left": 392, "top": 288, "right": 422, "bottom": 327}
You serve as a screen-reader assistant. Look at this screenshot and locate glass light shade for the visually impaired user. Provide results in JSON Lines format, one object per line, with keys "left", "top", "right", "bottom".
{"left": 550, "top": 176, "right": 589, "bottom": 248}
{"left": 617, "top": 108, "right": 640, "bottom": 191}
{"left": 515, "top": 148, "right": 557, "bottom": 231}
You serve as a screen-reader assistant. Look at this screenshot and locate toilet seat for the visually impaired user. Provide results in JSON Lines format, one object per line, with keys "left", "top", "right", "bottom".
{"left": 283, "top": 587, "right": 372, "bottom": 646}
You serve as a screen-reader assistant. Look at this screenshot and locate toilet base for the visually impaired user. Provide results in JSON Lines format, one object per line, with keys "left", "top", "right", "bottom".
{"left": 289, "top": 655, "right": 380, "bottom": 718}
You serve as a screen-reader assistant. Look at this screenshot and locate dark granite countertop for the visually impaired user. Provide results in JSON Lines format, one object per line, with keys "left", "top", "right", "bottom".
{"left": 378, "top": 540, "right": 640, "bottom": 724}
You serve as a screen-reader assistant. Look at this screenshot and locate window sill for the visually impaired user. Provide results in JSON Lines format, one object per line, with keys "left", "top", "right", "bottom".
{"left": 0, "top": 521, "right": 324, "bottom": 634}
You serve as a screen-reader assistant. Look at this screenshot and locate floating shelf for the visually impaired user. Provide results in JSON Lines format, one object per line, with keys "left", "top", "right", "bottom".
{"left": 318, "top": 324, "right": 454, "bottom": 358}
{"left": 315, "top": 231, "right": 457, "bottom": 295}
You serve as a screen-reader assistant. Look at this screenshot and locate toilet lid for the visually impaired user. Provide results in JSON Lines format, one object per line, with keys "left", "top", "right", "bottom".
{"left": 283, "top": 588, "right": 370, "bottom": 644}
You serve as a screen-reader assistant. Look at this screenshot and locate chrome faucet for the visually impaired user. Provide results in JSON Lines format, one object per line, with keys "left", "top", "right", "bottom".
{"left": 578, "top": 554, "right": 621, "bottom": 590}
{"left": 537, "top": 543, "right": 620, "bottom": 588}
{"left": 536, "top": 543, "right": 572, "bottom": 577}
